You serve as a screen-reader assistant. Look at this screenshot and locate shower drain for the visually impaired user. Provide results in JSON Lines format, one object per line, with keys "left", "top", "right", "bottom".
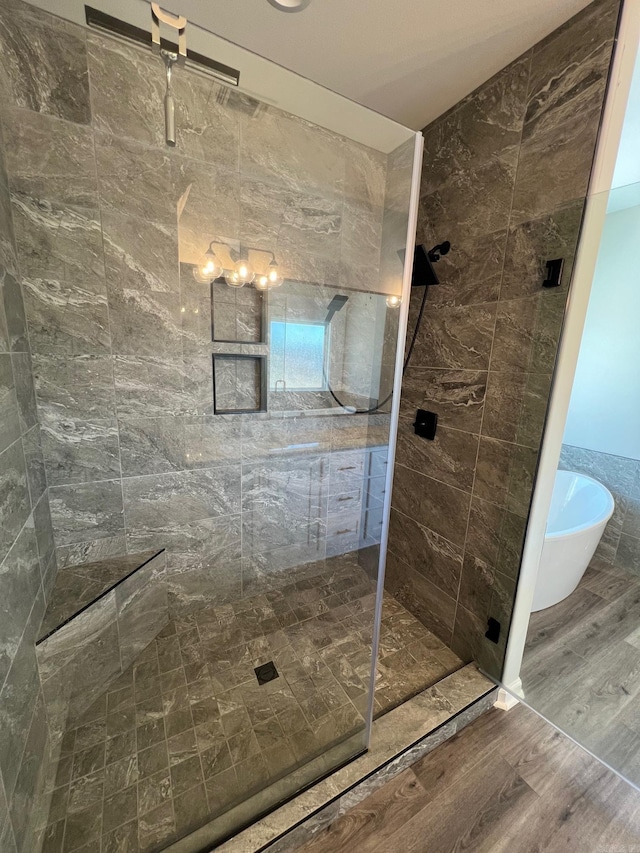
{"left": 255, "top": 661, "right": 279, "bottom": 685}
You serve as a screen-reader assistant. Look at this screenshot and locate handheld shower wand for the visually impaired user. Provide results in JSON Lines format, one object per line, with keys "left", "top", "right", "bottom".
{"left": 161, "top": 51, "right": 177, "bottom": 147}
{"left": 326, "top": 240, "right": 452, "bottom": 415}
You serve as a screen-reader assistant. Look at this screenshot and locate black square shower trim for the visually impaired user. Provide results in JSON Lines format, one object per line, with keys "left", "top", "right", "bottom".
{"left": 255, "top": 661, "right": 279, "bottom": 685}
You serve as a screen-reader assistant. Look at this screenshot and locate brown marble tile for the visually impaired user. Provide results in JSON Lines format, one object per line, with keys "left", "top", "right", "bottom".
{"left": 525, "top": 0, "right": 618, "bottom": 135}
{"left": 174, "top": 783, "right": 210, "bottom": 835}
{"left": 511, "top": 134, "right": 597, "bottom": 228}
{"left": 63, "top": 804, "right": 102, "bottom": 851}
{"left": 103, "top": 784, "right": 137, "bottom": 835}
{"left": 392, "top": 463, "right": 471, "bottom": 546}
{"left": 420, "top": 229, "right": 507, "bottom": 308}
{"left": 137, "top": 743, "right": 169, "bottom": 781}
{"left": 384, "top": 551, "right": 456, "bottom": 647}
{"left": 512, "top": 0, "right": 617, "bottom": 230}
{"left": 482, "top": 371, "right": 551, "bottom": 448}
{"left": 450, "top": 603, "right": 490, "bottom": 666}
{"left": 0, "top": 1, "right": 91, "bottom": 124}
{"left": 137, "top": 771, "right": 172, "bottom": 817}
{"left": 490, "top": 295, "right": 540, "bottom": 374}
{"left": 387, "top": 508, "right": 462, "bottom": 600}
{"left": 500, "top": 201, "right": 584, "bottom": 300}
{"left": 395, "top": 424, "right": 479, "bottom": 492}
{"left": 421, "top": 156, "right": 518, "bottom": 248}
{"left": 412, "top": 301, "right": 497, "bottom": 371}
{"left": 138, "top": 801, "right": 175, "bottom": 853}
{"left": 465, "top": 497, "right": 527, "bottom": 580}
{"left": 103, "top": 819, "right": 139, "bottom": 853}
{"left": 458, "top": 553, "right": 494, "bottom": 621}
{"left": 399, "top": 367, "right": 486, "bottom": 433}
{"left": 489, "top": 569, "right": 517, "bottom": 635}
{"left": 424, "top": 62, "right": 527, "bottom": 183}
{"left": 473, "top": 437, "right": 538, "bottom": 517}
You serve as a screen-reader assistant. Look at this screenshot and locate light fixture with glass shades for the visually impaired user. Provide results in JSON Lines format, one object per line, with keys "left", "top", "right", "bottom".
{"left": 254, "top": 259, "right": 285, "bottom": 290}
{"left": 193, "top": 242, "right": 284, "bottom": 291}
{"left": 193, "top": 242, "right": 223, "bottom": 284}
{"left": 224, "top": 268, "right": 245, "bottom": 288}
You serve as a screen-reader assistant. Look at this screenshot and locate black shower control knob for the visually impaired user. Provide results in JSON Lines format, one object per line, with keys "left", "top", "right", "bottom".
{"left": 413, "top": 409, "right": 438, "bottom": 440}
{"left": 543, "top": 258, "right": 564, "bottom": 288}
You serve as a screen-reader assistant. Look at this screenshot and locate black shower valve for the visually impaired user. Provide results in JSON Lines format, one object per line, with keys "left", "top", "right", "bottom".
{"left": 543, "top": 258, "right": 564, "bottom": 288}
{"left": 413, "top": 409, "right": 438, "bottom": 440}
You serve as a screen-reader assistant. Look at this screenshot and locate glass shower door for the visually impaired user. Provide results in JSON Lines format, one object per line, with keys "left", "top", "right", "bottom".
{"left": 510, "top": 179, "right": 640, "bottom": 792}
{"left": 0, "top": 2, "right": 420, "bottom": 851}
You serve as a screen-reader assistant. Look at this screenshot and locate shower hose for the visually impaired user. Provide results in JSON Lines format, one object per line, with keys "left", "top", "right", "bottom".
{"left": 324, "top": 281, "right": 430, "bottom": 415}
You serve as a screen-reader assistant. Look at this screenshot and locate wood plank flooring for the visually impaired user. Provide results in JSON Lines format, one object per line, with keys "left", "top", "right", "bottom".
{"left": 521, "top": 556, "right": 640, "bottom": 785}
{"left": 296, "top": 704, "right": 640, "bottom": 853}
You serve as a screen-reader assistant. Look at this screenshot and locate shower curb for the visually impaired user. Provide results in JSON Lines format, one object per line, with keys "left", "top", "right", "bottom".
{"left": 165, "top": 663, "right": 495, "bottom": 852}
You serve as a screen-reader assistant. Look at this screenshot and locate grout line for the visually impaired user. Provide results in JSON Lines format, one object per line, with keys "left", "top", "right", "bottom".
{"left": 40, "top": 541, "right": 455, "bottom": 842}
{"left": 452, "top": 47, "right": 536, "bottom": 650}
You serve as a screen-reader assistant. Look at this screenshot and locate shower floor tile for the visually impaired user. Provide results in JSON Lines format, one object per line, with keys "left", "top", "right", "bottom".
{"left": 38, "top": 558, "right": 463, "bottom": 852}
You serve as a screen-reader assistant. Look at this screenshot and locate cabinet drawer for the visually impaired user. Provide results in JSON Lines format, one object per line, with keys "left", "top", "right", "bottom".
{"left": 363, "top": 505, "right": 384, "bottom": 543}
{"left": 329, "top": 451, "right": 366, "bottom": 493}
{"left": 369, "top": 449, "right": 388, "bottom": 479}
{"left": 328, "top": 489, "right": 363, "bottom": 516}
{"left": 326, "top": 512, "right": 361, "bottom": 557}
{"left": 367, "top": 475, "right": 386, "bottom": 505}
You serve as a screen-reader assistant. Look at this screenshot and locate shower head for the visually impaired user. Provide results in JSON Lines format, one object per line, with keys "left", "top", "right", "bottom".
{"left": 427, "top": 241, "right": 451, "bottom": 262}
{"left": 325, "top": 294, "right": 349, "bottom": 322}
{"left": 398, "top": 244, "right": 448, "bottom": 288}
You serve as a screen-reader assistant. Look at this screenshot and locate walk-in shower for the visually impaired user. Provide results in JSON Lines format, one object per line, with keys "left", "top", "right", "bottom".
{"left": 0, "top": 1, "right": 428, "bottom": 851}
{"left": 1, "top": 0, "right": 623, "bottom": 849}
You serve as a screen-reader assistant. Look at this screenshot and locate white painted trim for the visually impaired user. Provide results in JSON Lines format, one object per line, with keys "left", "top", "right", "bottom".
{"left": 494, "top": 681, "right": 522, "bottom": 712}
{"left": 365, "top": 132, "right": 425, "bottom": 743}
{"left": 501, "top": 0, "right": 640, "bottom": 692}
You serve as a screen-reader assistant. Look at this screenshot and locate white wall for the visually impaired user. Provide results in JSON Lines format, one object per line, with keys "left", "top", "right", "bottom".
{"left": 563, "top": 203, "right": 640, "bottom": 461}
{"left": 613, "top": 50, "right": 640, "bottom": 189}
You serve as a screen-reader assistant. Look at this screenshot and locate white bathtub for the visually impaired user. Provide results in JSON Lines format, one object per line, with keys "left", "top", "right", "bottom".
{"left": 531, "top": 470, "right": 615, "bottom": 612}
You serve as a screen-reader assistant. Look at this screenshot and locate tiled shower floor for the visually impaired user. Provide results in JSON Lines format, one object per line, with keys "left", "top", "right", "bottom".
{"left": 38, "top": 560, "right": 463, "bottom": 852}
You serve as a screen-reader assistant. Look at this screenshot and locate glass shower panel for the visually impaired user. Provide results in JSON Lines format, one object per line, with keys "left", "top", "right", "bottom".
{"left": 515, "top": 180, "right": 640, "bottom": 792}
{"left": 0, "top": 1, "right": 418, "bottom": 851}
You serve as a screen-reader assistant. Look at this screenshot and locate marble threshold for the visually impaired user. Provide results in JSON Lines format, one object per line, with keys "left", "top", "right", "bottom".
{"left": 165, "top": 664, "right": 495, "bottom": 853}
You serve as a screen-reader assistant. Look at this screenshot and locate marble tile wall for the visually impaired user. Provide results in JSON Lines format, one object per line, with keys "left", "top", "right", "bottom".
{"left": 36, "top": 551, "right": 168, "bottom": 742}
{"left": 0, "top": 1, "right": 416, "bottom": 849}
{"left": 0, "top": 0, "right": 410, "bottom": 617}
{"left": 560, "top": 444, "right": 640, "bottom": 573}
{"left": 387, "top": 0, "right": 621, "bottom": 677}
{"left": 0, "top": 4, "right": 62, "bottom": 848}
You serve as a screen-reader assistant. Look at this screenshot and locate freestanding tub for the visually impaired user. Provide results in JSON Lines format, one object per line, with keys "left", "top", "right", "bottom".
{"left": 532, "top": 470, "right": 615, "bottom": 612}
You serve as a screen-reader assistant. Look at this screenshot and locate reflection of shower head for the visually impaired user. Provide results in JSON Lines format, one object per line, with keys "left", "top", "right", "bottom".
{"left": 325, "top": 294, "right": 349, "bottom": 322}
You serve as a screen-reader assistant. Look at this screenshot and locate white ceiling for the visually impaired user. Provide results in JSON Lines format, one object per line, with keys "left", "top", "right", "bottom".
{"left": 163, "top": 0, "right": 594, "bottom": 129}
{"left": 29, "top": 0, "right": 598, "bottom": 132}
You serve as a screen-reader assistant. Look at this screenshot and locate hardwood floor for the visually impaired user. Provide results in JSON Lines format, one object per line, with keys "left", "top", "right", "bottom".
{"left": 296, "top": 704, "right": 640, "bottom": 853}
{"left": 522, "top": 556, "right": 640, "bottom": 785}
